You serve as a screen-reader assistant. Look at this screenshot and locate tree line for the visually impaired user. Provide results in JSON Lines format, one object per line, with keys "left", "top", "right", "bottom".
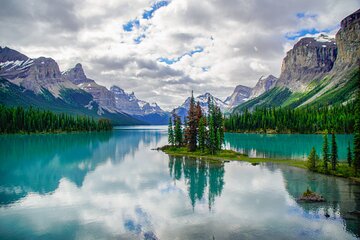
{"left": 307, "top": 81, "right": 360, "bottom": 176}
{"left": 168, "top": 93, "right": 224, "bottom": 154}
{"left": 0, "top": 105, "right": 112, "bottom": 134}
{"left": 224, "top": 104, "right": 355, "bottom": 134}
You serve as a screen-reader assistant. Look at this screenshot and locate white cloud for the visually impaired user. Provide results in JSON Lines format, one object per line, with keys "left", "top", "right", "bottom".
{"left": 0, "top": 0, "right": 359, "bottom": 110}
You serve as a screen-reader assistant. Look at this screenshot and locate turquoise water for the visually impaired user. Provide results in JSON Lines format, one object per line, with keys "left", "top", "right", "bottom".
{"left": 0, "top": 127, "right": 359, "bottom": 239}
{"left": 225, "top": 133, "right": 354, "bottom": 160}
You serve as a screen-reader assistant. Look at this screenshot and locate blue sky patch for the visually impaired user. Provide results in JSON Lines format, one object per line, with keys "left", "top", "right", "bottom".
{"left": 285, "top": 27, "right": 334, "bottom": 40}
{"left": 143, "top": 1, "right": 170, "bottom": 20}
{"left": 296, "top": 12, "right": 317, "bottom": 19}
{"left": 158, "top": 46, "right": 204, "bottom": 64}
{"left": 134, "top": 34, "right": 146, "bottom": 44}
{"left": 123, "top": 19, "right": 140, "bottom": 32}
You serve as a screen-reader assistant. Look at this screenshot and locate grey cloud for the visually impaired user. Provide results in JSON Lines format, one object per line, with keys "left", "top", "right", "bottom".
{"left": 136, "top": 65, "right": 184, "bottom": 78}
{"left": 90, "top": 56, "right": 134, "bottom": 71}
{"left": 91, "top": 56, "right": 184, "bottom": 79}
{"left": 136, "top": 59, "right": 159, "bottom": 70}
{"left": 0, "top": 0, "right": 81, "bottom": 48}
{"left": 171, "top": 33, "right": 198, "bottom": 42}
{"left": 164, "top": 76, "right": 196, "bottom": 85}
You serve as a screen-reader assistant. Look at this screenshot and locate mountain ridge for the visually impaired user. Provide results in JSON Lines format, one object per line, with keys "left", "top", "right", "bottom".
{"left": 232, "top": 8, "right": 360, "bottom": 112}
{"left": 0, "top": 47, "right": 168, "bottom": 124}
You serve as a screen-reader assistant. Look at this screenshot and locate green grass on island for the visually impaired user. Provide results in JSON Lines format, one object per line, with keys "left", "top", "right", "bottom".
{"left": 160, "top": 145, "right": 360, "bottom": 182}
{"left": 160, "top": 145, "right": 307, "bottom": 169}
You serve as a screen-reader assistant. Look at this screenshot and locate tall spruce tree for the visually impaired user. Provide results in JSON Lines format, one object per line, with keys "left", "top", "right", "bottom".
{"left": 185, "top": 91, "right": 198, "bottom": 151}
{"left": 322, "top": 131, "right": 329, "bottom": 172}
{"left": 307, "top": 146, "right": 319, "bottom": 171}
{"left": 331, "top": 131, "right": 338, "bottom": 171}
{"left": 208, "top": 114, "right": 217, "bottom": 155}
{"left": 174, "top": 114, "right": 183, "bottom": 147}
{"left": 168, "top": 117, "right": 175, "bottom": 146}
{"left": 347, "top": 141, "right": 353, "bottom": 167}
{"left": 195, "top": 101, "right": 202, "bottom": 124}
{"left": 214, "top": 106, "right": 224, "bottom": 150}
{"left": 198, "top": 117, "right": 206, "bottom": 152}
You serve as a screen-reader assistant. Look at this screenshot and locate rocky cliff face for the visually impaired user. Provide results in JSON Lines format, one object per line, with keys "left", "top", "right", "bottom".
{"left": 111, "top": 85, "right": 166, "bottom": 116}
{"left": 335, "top": 9, "right": 360, "bottom": 67}
{"left": 250, "top": 75, "right": 278, "bottom": 99}
{"left": 0, "top": 46, "right": 28, "bottom": 62}
{"left": 225, "top": 85, "right": 252, "bottom": 108}
{"left": 63, "top": 64, "right": 117, "bottom": 112}
{"left": 276, "top": 34, "right": 337, "bottom": 91}
{"left": 225, "top": 75, "right": 278, "bottom": 109}
{"left": 78, "top": 81, "right": 117, "bottom": 113}
{"left": 63, "top": 63, "right": 94, "bottom": 85}
{"left": 0, "top": 50, "right": 78, "bottom": 96}
{"left": 111, "top": 86, "right": 143, "bottom": 115}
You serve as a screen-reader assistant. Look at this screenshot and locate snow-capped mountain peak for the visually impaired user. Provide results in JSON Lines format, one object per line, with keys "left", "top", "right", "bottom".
{"left": 110, "top": 85, "right": 165, "bottom": 116}
{"left": 172, "top": 92, "right": 228, "bottom": 122}
{"left": 315, "top": 34, "right": 334, "bottom": 43}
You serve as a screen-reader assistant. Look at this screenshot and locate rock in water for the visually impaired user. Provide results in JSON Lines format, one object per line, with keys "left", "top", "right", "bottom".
{"left": 297, "top": 189, "right": 325, "bottom": 202}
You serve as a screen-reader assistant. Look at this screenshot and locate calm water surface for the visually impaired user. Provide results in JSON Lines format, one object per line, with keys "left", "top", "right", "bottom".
{"left": 225, "top": 133, "right": 354, "bottom": 160}
{"left": 0, "top": 127, "right": 359, "bottom": 239}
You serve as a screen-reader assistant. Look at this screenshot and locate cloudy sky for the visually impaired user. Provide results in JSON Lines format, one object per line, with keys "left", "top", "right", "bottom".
{"left": 0, "top": 0, "right": 359, "bottom": 110}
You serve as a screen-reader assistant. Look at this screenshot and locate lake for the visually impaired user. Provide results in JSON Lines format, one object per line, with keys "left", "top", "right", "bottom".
{"left": 0, "top": 127, "right": 359, "bottom": 239}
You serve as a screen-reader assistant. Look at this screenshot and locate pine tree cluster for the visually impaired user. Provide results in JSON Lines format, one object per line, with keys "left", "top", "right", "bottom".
{"left": 168, "top": 93, "right": 224, "bottom": 155}
{"left": 0, "top": 105, "right": 112, "bottom": 133}
{"left": 225, "top": 104, "right": 355, "bottom": 134}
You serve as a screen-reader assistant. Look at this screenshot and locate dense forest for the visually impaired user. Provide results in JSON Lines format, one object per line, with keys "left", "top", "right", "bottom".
{"left": 0, "top": 105, "right": 112, "bottom": 134}
{"left": 224, "top": 104, "right": 355, "bottom": 134}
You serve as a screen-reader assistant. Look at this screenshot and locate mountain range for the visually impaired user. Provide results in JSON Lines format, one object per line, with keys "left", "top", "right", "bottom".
{"left": 173, "top": 9, "right": 359, "bottom": 118}
{"left": 0, "top": 48, "right": 169, "bottom": 125}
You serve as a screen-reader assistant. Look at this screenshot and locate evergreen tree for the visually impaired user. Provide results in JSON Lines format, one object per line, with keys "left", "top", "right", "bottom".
{"left": 168, "top": 117, "right": 175, "bottom": 146}
{"left": 347, "top": 141, "right": 353, "bottom": 167}
{"left": 307, "top": 146, "right": 319, "bottom": 171}
{"left": 174, "top": 114, "right": 183, "bottom": 147}
{"left": 195, "top": 101, "right": 202, "bottom": 123}
{"left": 208, "top": 114, "right": 217, "bottom": 155}
{"left": 198, "top": 117, "right": 206, "bottom": 152}
{"left": 185, "top": 91, "right": 198, "bottom": 151}
{"left": 322, "top": 131, "right": 329, "bottom": 172}
{"left": 331, "top": 131, "right": 338, "bottom": 171}
{"left": 214, "top": 106, "right": 224, "bottom": 151}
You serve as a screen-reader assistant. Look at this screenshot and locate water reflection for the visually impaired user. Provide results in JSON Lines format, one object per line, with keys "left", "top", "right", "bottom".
{"left": 168, "top": 156, "right": 225, "bottom": 209}
{"left": 0, "top": 129, "right": 163, "bottom": 205}
{"left": 224, "top": 133, "right": 354, "bottom": 160}
{"left": 0, "top": 128, "right": 359, "bottom": 239}
{"left": 279, "top": 165, "right": 360, "bottom": 237}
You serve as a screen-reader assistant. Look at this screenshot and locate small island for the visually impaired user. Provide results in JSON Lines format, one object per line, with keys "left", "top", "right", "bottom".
{"left": 161, "top": 93, "right": 309, "bottom": 169}
{"left": 297, "top": 188, "right": 325, "bottom": 203}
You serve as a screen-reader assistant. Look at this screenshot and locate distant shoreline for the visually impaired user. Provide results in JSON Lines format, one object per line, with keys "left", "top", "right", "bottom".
{"left": 225, "top": 130, "right": 354, "bottom": 135}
